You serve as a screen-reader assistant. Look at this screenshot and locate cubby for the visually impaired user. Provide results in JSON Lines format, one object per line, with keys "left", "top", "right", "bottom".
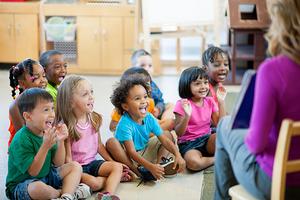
{"left": 40, "top": 1, "right": 138, "bottom": 75}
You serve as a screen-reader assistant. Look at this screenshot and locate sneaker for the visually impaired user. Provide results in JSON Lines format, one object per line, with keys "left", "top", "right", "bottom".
{"left": 97, "top": 192, "right": 120, "bottom": 200}
{"left": 137, "top": 166, "right": 157, "bottom": 182}
{"left": 73, "top": 183, "right": 92, "bottom": 199}
{"left": 160, "top": 157, "right": 178, "bottom": 177}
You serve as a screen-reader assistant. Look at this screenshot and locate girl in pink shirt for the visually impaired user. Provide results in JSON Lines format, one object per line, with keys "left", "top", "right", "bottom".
{"left": 174, "top": 67, "right": 226, "bottom": 171}
{"left": 56, "top": 75, "right": 132, "bottom": 200}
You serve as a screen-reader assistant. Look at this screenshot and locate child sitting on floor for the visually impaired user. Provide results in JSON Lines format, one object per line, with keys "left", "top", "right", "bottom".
{"left": 56, "top": 75, "right": 130, "bottom": 200}
{"left": 174, "top": 67, "right": 226, "bottom": 171}
{"left": 8, "top": 58, "right": 48, "bottom": 146}
{"left": 107, "top": 76, "right": 185, "bottom": 182}
{"left": 6, "top": 88, "right": 91, "bottom": 200}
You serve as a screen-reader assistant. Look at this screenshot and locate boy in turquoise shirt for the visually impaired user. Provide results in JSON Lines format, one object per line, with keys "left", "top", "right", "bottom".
{"left": 6, "top": 88, "right": 91, "bottom": 200}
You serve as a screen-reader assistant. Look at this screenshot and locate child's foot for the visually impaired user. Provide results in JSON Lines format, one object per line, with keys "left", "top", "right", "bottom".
{"left": 137, "top": 165, "right": 156, "bottom": 182}
{"left": 51, "top": 193, "right": 73, "bottom": 200}
{"left": 97, "top": 192, "right": 120, "bottom": 200}
{"left": 160, "top": 157, "right": 178, "bottom": 177}
{"left": 73, "top": 183, "right": 92, "bottom": 199}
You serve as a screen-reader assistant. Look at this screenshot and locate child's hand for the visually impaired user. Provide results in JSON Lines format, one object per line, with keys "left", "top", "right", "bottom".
{"left": 181, "top": 99, "right": 192, "bottom": 116}
{"left": 216, "top": 84, "right": 227, "bottom": 101}
{"left": 149, "top": 163, "right": 164, "bottom": 180}
{"left": 173, "top": 155, "right": 186, "bottom": 173}
{"left": 153, "top": 107, "right": 160, "bottom": 118}
{"left": 55, "top": 123, "right": 69, "bottom": 141}
{"left": 42, "top": 127, "right": 57, "bottom": 149}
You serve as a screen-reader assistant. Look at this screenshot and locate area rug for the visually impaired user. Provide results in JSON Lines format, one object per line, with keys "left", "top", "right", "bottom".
{"left": 200, "top": 166, "right": 215, "bottom": 200}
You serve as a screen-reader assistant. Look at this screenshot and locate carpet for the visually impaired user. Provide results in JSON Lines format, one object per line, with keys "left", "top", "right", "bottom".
{"left": 200, "top": 166, "right": 215, "bottom": 200}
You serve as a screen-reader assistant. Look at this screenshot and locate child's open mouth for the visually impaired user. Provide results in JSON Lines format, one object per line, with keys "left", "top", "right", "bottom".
{"left": 217, "top": 73, "right": 227, "bottom": 81}
{"left": 139, "top": 106, "right": 147, "bottom": 114}
{"left": 58, "top": 76, "right": 65, "bottom": 82}
{"left": 45, "top": 120, "right": 53, "bottom": 128}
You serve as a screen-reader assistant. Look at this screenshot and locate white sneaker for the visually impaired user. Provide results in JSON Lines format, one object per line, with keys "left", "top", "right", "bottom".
{"left": 73, "top": 183, "right": 92, "bottom": 199}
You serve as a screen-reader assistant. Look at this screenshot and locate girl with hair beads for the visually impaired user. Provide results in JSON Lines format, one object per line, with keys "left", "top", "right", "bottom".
{"left": 202, "top": 46, "right": 229, "bottom": 105}
{"left": 8, "top": 58, "right": 47, "bottom": 146}
{"left": 56, "top": 75, "right": 128, "bottom": 200}
{"left": 174, "top": 67, "right": 226, "bottom": 171}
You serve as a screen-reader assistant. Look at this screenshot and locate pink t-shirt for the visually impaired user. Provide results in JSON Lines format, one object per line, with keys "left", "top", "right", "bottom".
{"left": 71, "top": 121, "right": 99, "bottom": 165}
{"left": 174, "top": 97, "right": 218, "bottom": 143}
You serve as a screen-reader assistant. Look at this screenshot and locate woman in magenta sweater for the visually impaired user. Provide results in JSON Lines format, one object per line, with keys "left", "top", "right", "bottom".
{"left": 214, "top": 0, "right": 300, "bottom": 199}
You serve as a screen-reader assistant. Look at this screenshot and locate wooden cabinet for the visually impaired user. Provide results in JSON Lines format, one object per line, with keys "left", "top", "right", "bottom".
{"left": 40, "top": 3, "right": 138, "bottom": 75}
{"left": 77, "top": 16, "right": 124, "bottom": 73}
{"left": 0, "top": 3, "right": 39, "bottom": 63}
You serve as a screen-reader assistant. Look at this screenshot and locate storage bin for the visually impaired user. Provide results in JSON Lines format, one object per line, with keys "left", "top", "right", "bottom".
{"left": 44, "top": 23, "right": 76, "bottom": 42}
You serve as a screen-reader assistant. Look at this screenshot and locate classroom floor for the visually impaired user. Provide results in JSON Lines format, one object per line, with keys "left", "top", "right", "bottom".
{"left": 0, "top": 69, "right": 240, "bottom": 200}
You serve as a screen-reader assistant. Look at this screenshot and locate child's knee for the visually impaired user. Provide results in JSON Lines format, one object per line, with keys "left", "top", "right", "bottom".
{"left": 69, "top": 161, "right": 83, "bottom": 173}
{"left": 110, "top": 162, "right": 123, "bottom": 174}
{"left": 106, "top": 137, "right": 119, "bottom": 149}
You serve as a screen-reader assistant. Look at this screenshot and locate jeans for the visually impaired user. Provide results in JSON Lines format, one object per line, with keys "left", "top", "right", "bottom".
{"left": 214, "top": 116, "right": 271, "bottom": 200}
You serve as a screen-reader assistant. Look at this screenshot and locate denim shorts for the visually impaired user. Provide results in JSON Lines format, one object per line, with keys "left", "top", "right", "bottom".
{"left": 82, "top": 160, "right": 105, "bottom": 177}
{"left": 11, "top": 166, "right": 62, "bottom": 200}
{"left": 178, "top": 134, "right": 211, "bottom": 157}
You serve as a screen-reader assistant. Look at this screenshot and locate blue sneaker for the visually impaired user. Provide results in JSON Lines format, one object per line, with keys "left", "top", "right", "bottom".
{"left": 137, "top": 166, "right": 156, "bottom": 186}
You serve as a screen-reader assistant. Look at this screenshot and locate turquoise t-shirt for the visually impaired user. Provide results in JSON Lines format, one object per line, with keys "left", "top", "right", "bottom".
{"left": 115, "top": 112, "right": 163, "bottom": 151}
{"left": 6, "top": 126, "right": 57, "bottom": 198}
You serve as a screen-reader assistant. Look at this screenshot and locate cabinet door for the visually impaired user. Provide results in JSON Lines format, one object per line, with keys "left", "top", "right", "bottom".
{"left": 15, "top": 14, "right": 39, "bottom": 61}
{"left": 77, "top": 16, "right": 101, "bottom": 71}
{"left": 123, "top": 17, "right": 135, "bottom": 68}
{"left": 100, "top": 17, "right": 123, "bottom": 72}
{"left": 0, "top": 14, "right": 15, "bottom": 62}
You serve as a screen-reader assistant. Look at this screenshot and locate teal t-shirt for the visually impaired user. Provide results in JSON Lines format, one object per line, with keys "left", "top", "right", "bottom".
{"left": 115, "top": 112, "right": 163, "bottom": 151}
{"left": 6, "top": 126, "right": 57, "bottom": 198}
{"left": 46, "top": 82, "right": 58, "bottom": 104}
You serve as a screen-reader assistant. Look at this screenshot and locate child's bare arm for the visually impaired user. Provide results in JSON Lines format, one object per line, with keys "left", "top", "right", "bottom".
{"left": 123, "top": 140, "right": 164, "bottom": 180}
{"left": 174, "top": 99, "right": 191, "bottom": 136}
{"left": 157, "top": 133, "right": 186, "bottom": 173}
{"left": 109, "top": 120, "right": 118, "bottom": 132}
{"left": 52, "top": 123, "right": 68, "bottom": 166}
{"left": 28, "top": 128, "right": 56, "bottom": 176}
{"left": 211, "top": 97, "right": 226, "bottom": 126}
{"left": 9, "top": 101, "right": 24, "bottom": 132}
{"left": 65, "top": 138, "right": 72, "bottom": 163}
{"left": 98, "top": 133, "right": 113, "bottom": 161}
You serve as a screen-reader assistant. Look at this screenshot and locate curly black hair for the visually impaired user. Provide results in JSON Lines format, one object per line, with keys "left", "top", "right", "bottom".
{"left": 111, "top": 76, "right": 150, "bottom": 115}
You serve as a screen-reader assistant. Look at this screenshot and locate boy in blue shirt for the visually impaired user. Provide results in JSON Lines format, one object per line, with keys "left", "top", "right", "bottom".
{"left": 6, "top": 88, "right": 91, "bottom": 200}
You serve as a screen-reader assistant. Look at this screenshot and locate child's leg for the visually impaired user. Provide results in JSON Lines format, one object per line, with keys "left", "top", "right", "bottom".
{"left": 156, "top": 131, "right": 176, "bottom": 163}
{"left": 59, "top": 161, "right": 82, "bottom": 195}
{"left": 184, "top": 149, "right": 214, "bottom": 171}
{"left": 27, "top": 181, "right": 60, "bottom": 199}
{"left": 81, "top": 173, "right": 106, "bottom": 191}
{"left": 106, "top": 138, "right": 139, "bottom": 175}
{"left": 98, "top": 161, "right": 123, "bottom": 194}
{"left": 206, "top": 133, "right": 216, "bottom": 154}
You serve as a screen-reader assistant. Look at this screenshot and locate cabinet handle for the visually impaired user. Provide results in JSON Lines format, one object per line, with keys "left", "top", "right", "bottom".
{"left": 94, "top": 29, "right": 99, "bottom": 40}
{"left": 15, "top": 24, "right": 21, "bottom": 35}
{"left": 8, "top": 24, "right": 13, "bottom": 35}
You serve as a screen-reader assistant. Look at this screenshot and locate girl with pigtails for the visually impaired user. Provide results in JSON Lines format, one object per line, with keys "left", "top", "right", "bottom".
{"left": 8, "top": 58, "right": 47, "bottom": 146}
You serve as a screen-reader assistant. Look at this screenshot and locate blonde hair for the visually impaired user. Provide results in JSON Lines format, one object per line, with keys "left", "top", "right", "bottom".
{"left": 56, "top": 75, "right": 102, "bottom": 141}
{"left": 266, "top": 0, "right": 300, "bottom": 64}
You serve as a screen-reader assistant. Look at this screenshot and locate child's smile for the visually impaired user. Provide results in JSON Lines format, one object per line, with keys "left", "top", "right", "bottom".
{"left": 190, "top": 77, "right": 209, "bottom": 99}
{"left": 122, "top": 85, "right": 149, "bottom": 124}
